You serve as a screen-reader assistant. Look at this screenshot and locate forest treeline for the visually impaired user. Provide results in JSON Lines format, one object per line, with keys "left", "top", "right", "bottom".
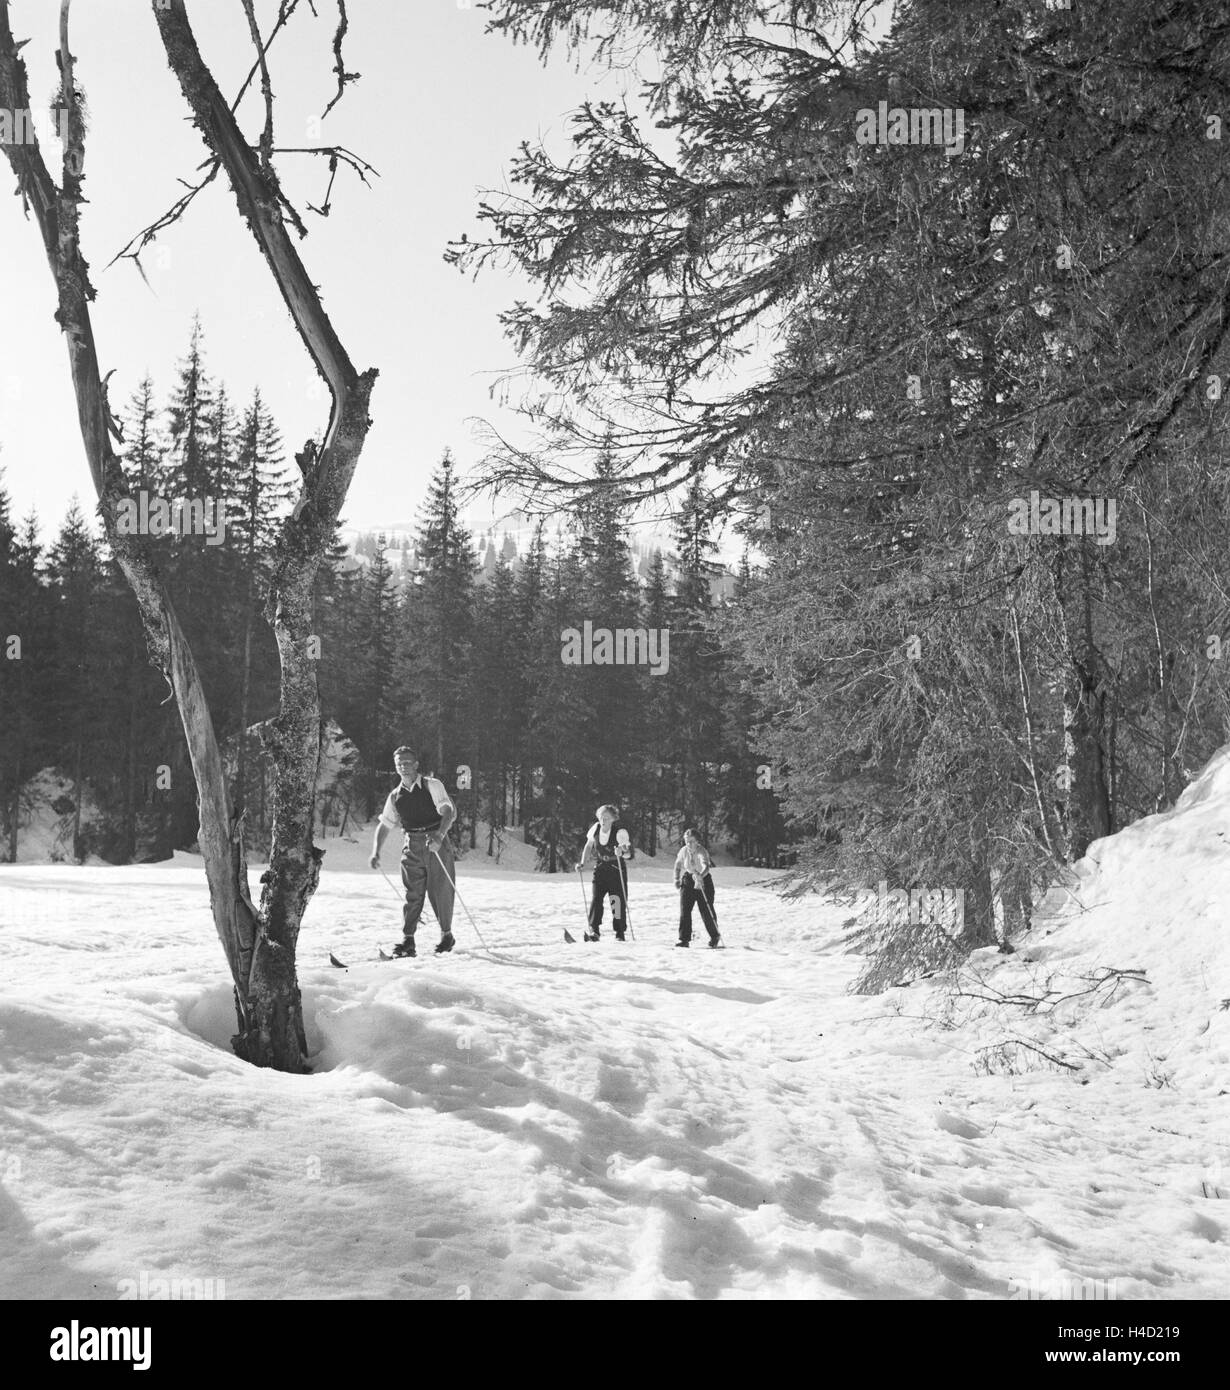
{"left": 0, "top": 323, "right": 786, "bottom": 870}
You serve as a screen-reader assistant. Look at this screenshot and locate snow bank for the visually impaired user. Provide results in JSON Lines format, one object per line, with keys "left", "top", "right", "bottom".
{"left": 1015, "top": 745, "right": 1230, "bottom": 1092}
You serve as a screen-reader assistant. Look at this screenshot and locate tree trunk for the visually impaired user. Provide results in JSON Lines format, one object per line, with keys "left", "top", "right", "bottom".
{"left": 961, "top": 862, "right": 998, "bottom": 947}
{"left": 72, "top": 736, "right": 84, "bottom": 863}
{"left": 0, "top": 0, "right": 376, "bottom": 1071}
{"left": 8, "top": 747, "right": 20, "bottom": 864}
{"left": 961, "top": 816, "right": 998, "bottom": 947}
{"left": 122, "top": 657, "right": 138, "bottom": 862}
{"left": 1065, "top": 548, "right": 1113, "bottom": 857}
{"left": 1068, "top": 672, "right": 1112, "bottom": 856}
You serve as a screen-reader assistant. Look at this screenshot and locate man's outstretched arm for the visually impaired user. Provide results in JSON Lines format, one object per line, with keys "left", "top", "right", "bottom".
{"left": 370, "top": 821, "right": 391, "bottom": 868}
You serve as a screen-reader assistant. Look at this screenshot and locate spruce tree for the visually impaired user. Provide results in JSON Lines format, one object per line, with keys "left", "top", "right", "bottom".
{"left": 356, "top": 540, "right": 400, "bottom": 814}
{"left": 406, "top": 452, "right": 477, "bottom": 790}
{"left": 664, "top": 478, "right": 726, "bottom": 846}
{"left": 512, "top": 521, "right": 549, "bottom": 833}
{"left": 164, "top": 315, "right": 214, "bottom": 501}
{"left": 121, "top": 375, "right": 165, "bottom": 493}
{"left": 229, "top": 388, "right": 294, "bottom": 830}
{"left": 44, "top": 500, "right": 105, "bottom": 861}
{"left": 571, "top": 445, "right": 641, "bottom": 835}
{"left": 639, "top": 547, "right": 672, "bottom": 856}
{"left": 471, "top": 553, "right": 522, "bottom": 851}
{"left": 0, "top": 472, "right": 39, "bottom": 857}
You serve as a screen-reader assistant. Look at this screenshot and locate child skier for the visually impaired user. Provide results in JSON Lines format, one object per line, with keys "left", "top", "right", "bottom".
{"left": 674, "top": 827, "right": 720, "bottom": 948}
{"left": 576, "top": 804, "right": 634, "bottom": 941}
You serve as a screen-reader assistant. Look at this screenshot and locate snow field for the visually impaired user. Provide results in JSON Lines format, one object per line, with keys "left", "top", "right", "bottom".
{"left": 1, "top": 794, "right": 1227, "bottom": 1299}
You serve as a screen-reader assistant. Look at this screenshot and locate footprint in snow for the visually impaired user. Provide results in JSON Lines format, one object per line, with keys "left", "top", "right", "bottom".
{"left": 935, "top": 1110, "right": 983, "bottom": 1139}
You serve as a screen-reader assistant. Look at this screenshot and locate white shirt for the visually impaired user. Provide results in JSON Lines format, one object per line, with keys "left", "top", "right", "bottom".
{"left": 378, "top": 775, "right": 455, "bottom": 833}
{"left": 674, "top": 843, "right": 712, "bottom": 880}
{"left": 584, "top": 822, "right": 631, "bottom": 862}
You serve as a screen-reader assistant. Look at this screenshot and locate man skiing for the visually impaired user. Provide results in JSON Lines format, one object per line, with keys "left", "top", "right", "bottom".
{"left": 674, "top": 827, "right": 720, "bottom": 948}
{"left": 576, "top": 803, "right": 634, "bottom": 941}
{"left": 370, "top": 745, "right": 457, "bottom": 957}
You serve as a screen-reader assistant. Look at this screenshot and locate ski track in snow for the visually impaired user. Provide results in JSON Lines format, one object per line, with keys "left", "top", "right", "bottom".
{"left": 0, "top": 824, "right": 1227, "bottom": 1301}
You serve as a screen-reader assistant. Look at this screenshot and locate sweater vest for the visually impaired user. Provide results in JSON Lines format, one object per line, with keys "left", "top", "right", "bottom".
{"left": 592, "top": 821, "right": 631, "bottom": 864}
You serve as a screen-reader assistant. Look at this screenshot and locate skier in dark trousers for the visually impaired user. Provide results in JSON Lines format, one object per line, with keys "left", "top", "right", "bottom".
{"left": 370, "top": 745, "right": 457, "bottom": 957}
{"left": 674, "top": 827, "right": 720, "bottom": 948}
{"left": 577, "top": 803, "right": 634, "bottom": 941}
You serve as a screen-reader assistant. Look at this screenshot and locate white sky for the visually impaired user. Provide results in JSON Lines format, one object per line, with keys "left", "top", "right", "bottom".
{"left": 0, "top": 0, "right": 640, "bottom": 538}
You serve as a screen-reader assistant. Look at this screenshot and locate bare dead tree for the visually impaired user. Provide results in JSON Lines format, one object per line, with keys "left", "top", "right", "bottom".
{"left": 0, "top": 0, "right": 377, "bottom": 1071}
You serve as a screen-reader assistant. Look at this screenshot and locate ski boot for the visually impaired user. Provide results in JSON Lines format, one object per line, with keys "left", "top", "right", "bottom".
{"left": 435, "top": 933, "right": 455, "bottom": 955}
{"left": 391, "top": 939, "right": 417, "bottom": 958}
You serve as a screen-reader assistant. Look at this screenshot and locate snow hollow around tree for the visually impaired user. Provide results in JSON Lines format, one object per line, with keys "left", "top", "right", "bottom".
{"left": 0, "top": 766, "right": 1227, "bottom": 1299}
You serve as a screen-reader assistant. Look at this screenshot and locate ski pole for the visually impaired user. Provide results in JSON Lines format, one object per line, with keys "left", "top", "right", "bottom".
{"left": 431, "top": 846, "right": 489, "bottom": 950}
{"left": 570, "top": 863, "right": 589, "bottom": 943}
{"left": 618, "top": 853, "right": 636, "bottom": 940}
{"left": 698, "top": 877, "right": 720, "bottom": 943}
{"left": 378, "top": 867, "right": 403, "bottom": 903}
{"left": 379, "top": 863, "right": 444, "bottom": 931}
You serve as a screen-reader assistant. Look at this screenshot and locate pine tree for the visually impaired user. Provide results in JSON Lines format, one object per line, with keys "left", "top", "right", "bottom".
{"left": 664, "top": 477, "right": 726, "bottom": 846}
{"left": 405, "top": 452, "right": 477, "bottom": 790}
{"left": 203, "top": 383, "right": 236, "bottom": 504}
{"left": 528, "top": 536, "right": 593, "bottom": 869}
{"left": 471, "top": 553, "right": 522, "bottom": 851}
{"left": 1, "top": 508, "right": 50, "bottom": 860}
{"left": 0, "top": 471, "right": 36, "bottom": 856}
{"left": 354, "top": 541, "right": 400, "bottom": 814}
{"left": 121, "top": 375, "right": 165, "bottom": 493}
{"left": 715, "top": 553, "right": 788, "bottom": 865}
{"left": 44, "top": 500, "right": 105, "bottom": 861}
{"left": 164, "top": 315, "right": 213, "bottom": 501}
{"left": 639, "top": 547, "right": 672, "bottom": 856}
{"left": 571, "top": 445, "right": 642, "bottom": 835}
{"left": 160, "top": 316, "right": 232, "bottom": 777}
{"left": 315, "top": 521, "right": 363, "bottom": 748}
{"left": 229, "top": 388, "right": 294, "bottom": 828}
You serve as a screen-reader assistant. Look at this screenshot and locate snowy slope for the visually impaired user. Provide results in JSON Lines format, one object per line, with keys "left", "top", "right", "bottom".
{"left": 0, "top": 778, "right": 1227, "bottom": 1299}
{"left": 6, "top": 768, "right": 111, "bottom": 866}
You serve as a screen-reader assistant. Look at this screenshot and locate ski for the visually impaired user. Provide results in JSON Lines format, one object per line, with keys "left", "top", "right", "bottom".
{"left": 328, "top": 949, "right": 418, "bottom": 967}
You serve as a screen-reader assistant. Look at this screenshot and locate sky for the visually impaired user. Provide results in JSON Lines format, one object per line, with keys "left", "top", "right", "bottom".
{"left": 0, "top": 0, "right": 645, "bottom": 541}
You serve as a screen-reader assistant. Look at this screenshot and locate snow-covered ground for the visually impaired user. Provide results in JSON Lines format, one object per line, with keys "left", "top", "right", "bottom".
{"left": 1, "top": 782, "right": 1227, "bottom": 1300}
